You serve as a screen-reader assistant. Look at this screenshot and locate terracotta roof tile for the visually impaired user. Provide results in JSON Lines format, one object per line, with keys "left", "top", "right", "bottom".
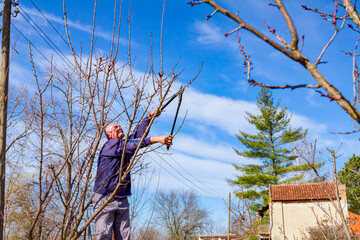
{"left": 270, "top": 182, "right": 345, "bottom": 201}
{"left": 349, "top": 211, "right": 360, "bottom": 235}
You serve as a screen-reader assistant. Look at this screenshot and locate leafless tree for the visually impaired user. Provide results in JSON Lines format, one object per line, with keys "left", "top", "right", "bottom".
{"left": 134, "top": 225, "right": 164, "bottom": 240}
{"left": 4, "top": 85, "right": 37, "bottom": 238}
{"left": 129, "top": 169, "right": 160, "bottom": 238}
{"left": 228, "top": 191, "right": 263, "bottom": 239}
{"left": 5, "top": 0, "right": 202, "bottom": 239}
{"left": 306, "top": 223, "right": 357, "bottom": 240}
{"left": 204, "top": 219, "right": 228, "bottom": 238}
{"left": 294, "top": 137, "right": 353, "bottom": 240}
{"left": 188, "top": 0, "right": 360, "bottom": 133}
{"left": 154, "top": 189, "right": 209, "bottom": 240}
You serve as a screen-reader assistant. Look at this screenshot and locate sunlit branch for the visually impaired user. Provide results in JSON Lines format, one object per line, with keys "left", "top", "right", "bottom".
{"left": 248, "top": 80, "right": 320, "bottom": 90}
{"left": 274, "top": 0, "right": 299, "bottom": 50}
{"left": 316, "top": 13, "right": 346, "bottom": 65}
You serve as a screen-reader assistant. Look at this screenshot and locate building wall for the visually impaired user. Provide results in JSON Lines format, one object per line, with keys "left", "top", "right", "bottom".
{"left": 270, "top": 199, "right": 349, "bottom": 240}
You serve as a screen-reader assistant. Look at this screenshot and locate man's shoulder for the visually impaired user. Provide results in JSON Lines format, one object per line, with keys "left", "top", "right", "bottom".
{"left": 104, "top": 138, "right": 123, "bottom": 144}
{"left": 101, "top": 139, "right": 123, "bottom": 151}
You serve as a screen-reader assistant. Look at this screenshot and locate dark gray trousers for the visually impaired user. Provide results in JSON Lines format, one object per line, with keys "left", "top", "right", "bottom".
{"left": 93, "top": 193, "right": 130, "bottom": 240}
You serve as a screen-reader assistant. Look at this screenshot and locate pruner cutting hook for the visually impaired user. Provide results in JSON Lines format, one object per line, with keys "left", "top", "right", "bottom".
{"left": 161, "top": 86, "right": 184, "bottom": 151}
{"left": 158, "top": 86, "right": 184, "bottom": 113}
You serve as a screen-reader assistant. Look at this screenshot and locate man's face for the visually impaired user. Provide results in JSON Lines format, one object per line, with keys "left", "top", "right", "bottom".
{"left": 106, "top": 123, "right": 124, "bottom": 140}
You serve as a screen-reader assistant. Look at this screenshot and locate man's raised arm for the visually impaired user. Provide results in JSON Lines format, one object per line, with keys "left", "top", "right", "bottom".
{"left": 130, "top": 109, "right": 160, "bottom": 139}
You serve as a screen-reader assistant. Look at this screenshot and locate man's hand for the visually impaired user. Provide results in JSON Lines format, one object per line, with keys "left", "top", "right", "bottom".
{"left": 148, "top": 108, "right": 161, "bottom": 118}
{"left": 150, "top": 136, "right": 173, "bottom": 147}
{"left": 162, "top": 136, "right": 173, "bottom": 147}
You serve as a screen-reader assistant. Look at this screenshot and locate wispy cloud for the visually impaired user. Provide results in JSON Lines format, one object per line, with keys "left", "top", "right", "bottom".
{"left": 143, "top": 151, "right": 236, "bottom": 197}
{"left": 305, "top": 89, "right": 323, "bottom": 108}
{"left": 192, "top": 20, "right": 238, "bottom": 49}
{"left": 220, "top": 74, "right": 248, "bottom": 92}
{"left": 14, "top": 6, "right": 127, "bottom": 44}
{"left": 10, "top": 62, "right": 36, "bottom": 91}
{"left": 173, "top": 134, "right": 239, "bottom": 163}
{"left": 160, "top": 83, "right": 330, "bottom": 143}
{"left": 291, "top": 113, "right": 326, "bottom": 132}
{"left": 161, "top": 86, "right": 258, "bottom": 135}
{"left": 193, "top": 21, "right": 224, "bottom": 44}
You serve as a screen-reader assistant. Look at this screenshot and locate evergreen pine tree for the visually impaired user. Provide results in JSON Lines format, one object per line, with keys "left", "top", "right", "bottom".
{"left": 338, "top": 154, "right": 360, "bottom": 214}
{"left": 229, "top": 88, "right": 312, "bottom": 211}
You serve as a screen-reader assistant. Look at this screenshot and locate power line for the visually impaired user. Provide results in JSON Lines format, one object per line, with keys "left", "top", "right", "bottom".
{"left": 166, "top": 152, "right": 224, "bottom": 197}
{"left": 18, "top": 3, "right": 121, "bottom": 110}
{"left": 28, "top": 0, "right": 91, "bottom": 69}
{"left": 17, "top": 3, "right": 149, "bottom": 124}
{"left": 147, "top": 154, "right": 219, "bottom": 199}
{"left": 11, "top": 23, "right": 69, "bottom": 79}
{"left": 29, "top": 0, "right": 70, "bottom": 48}
{"left": 12, "top": 22, "right": 125, "bottom": 127}
{"left": 13, "top": 8, "right": 127, "bottom": 123}
{"left": 18, "top": 4, "right": 75, "bottom": 71}
{"left": 148, "top": 150, "right": 223, "bottom": 200}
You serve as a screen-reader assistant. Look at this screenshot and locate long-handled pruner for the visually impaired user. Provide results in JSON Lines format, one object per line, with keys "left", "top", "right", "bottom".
{"left": 159, "top": 86, "right": 184, "bottom": 151}
{"left": 158, "top": 86, "right": 184, "bottom": 113}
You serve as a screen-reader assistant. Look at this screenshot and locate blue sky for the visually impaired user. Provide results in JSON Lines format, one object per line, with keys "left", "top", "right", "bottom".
{"left": 7, "top": 0, "right": 360, "bottom": 230}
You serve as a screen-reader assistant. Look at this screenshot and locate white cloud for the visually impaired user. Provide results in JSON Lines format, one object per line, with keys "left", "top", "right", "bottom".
{"left": 160, "top": 84, "right": 330, "bottom": 145}
{"left": 191, "top": 20, "right": 238, "bottom": 49}
{"left": 14, "top": 6, "right": 127, "bottom": 44}
{"left": 142, "top": 151, "right": 236, "bottom": 197}
{"left": 305, "top": 89, "right": 322, "bottom": 108}
{"left": 220, "top": 74, "right": 248, "bottom": 92}
{"left": 336, "top": 135, "right": 360, "bottom": 158}
{"left": 173, "top": 134, "right": 239, "bottom": 163}
{"left": 161, "top": 86, "right": 259, "bottom": 135}
{"left": 291, "top": 113, "right": 327, "bottom": 136}
{"left": 9, "top": 62, "right": 36, "bottom": 91}
{"left": 194, "top": 21, "right": 224, "bottom": 44}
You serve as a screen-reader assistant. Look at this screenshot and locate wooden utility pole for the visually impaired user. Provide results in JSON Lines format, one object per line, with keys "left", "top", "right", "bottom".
{"left": 0, "top": 0, "right": 12, "bottom": 238}
{"left": 228, "top": 192, "right": 231, "bottom": 240}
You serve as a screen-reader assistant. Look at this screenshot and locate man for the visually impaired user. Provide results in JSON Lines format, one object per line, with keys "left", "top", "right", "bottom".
{"left": 93, "top": 109, "right": 172, "bottom": 239}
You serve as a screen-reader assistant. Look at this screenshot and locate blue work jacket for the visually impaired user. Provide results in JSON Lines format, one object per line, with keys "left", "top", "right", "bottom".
{"left": 93, "top": 117, "right": 151, "bottom": 197}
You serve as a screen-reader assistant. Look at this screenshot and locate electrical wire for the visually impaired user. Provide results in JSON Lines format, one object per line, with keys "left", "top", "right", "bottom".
{"left": 11, "top": 22, "right": 69, "bottom": 79}
{"left": 28, "top": 0, "right": 90, "bottom": 69}
{"left": 12, "top": 21, "right": 129, "bottom": 131}
{"left": 165, "top": 151, "right": 225, "bottom": 197}
{"left": 18, "top": 5, "right": 76, "bottom": 71}
{"left": 18, "top": 3, "right": 158, "bottom": 128}
{"left": 13, "top": 4, "right": 130, "bottom": 124}
{"left": 148, "top": 150, "right": 223, "bottom": 200}
{"left": 29, "top": 0, "right": 70, "bottom": 48}
{"left": 147, "top": 154, "right": 219, "bottom": 200}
